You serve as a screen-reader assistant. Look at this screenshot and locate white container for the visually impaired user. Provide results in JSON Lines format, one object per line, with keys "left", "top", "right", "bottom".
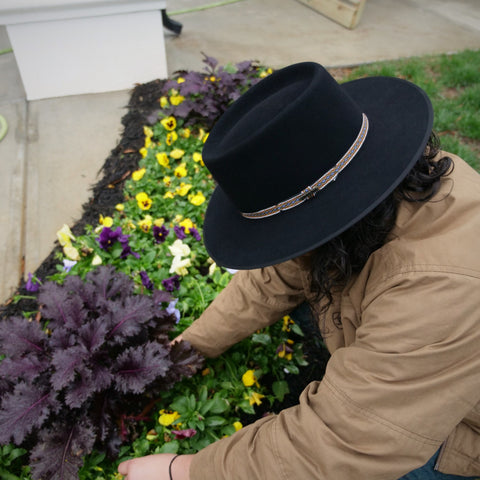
{"left": 0, "top": 1, "right": 168, "bottom": 100}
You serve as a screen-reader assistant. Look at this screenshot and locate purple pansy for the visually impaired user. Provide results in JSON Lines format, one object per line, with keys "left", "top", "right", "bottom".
{"left": 98, "top": 226, "right": 124, "bottom": 250}
{"left": 174, "top": 226, "right": 187, "bottom": 240}
{"left": 162, "top": 275, "right": 181, "bottom": 292}
{"left": 172, "top": 428, "right": 197, "bottom": 440}
{"left": 166, "top": 298, "right": 181, "bottom": 323}
{"left": 25, "top": 272, "right": 41, "bottom": 292}
{"left": 153, "top": 225, "right": 170, "bottom": 244}
{"left": 190, "top": 227, "right": 201, "bottom": 241}
{"left": 62, "top": 259, "right": 77, "bottom": 273}
{"left": 139, "top": 271, "right": 154, "bottom": 290}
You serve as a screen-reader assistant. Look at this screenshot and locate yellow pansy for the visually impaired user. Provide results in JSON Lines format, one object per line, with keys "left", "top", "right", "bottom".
{"left": 282, "top": 315, "right": 295, "bottom": 332}
{"left": 143, "top": 126, "right": 153, "bottom": 138}
{"left": 163, "top": 176, "right": 171, "bottom": 186}
{"left": 115, "top": 203, "right": 125, "bottom": 212}
{"left": 176, "top": 183, "right": 192, "bottom": 196}
{"left": 99, "top": 215, "right": 114, "bottom": 227}
{"left": 64, "top": 244, "right": 80, "bottom": 261}
{"left": 145, "top": 429, "right": 158, "bottom": 441}
{"left": 91, "top": 254, "right": 102, "bottom": 266}
{"left": 163, "top": 191, "right": 175, "bottom": 199}
{"left": 56, "top": 224, "right": 76, "bottom": 247}
{"left": 135, "top": 192, "right": 153, "bottom": 210}
{"left": 181, "top": 128, "right": 191, "bottom": 138}
{"left": 138, "top": 215, "right": 153, "bottom": 233}
{"left": 132, "top": 167, "right": 146, "bottom": 181}
{"left": 174, "top": 163, "right": 187, "bottom": 178}
{"left": 140, "top": 147, "right": 148, "bottom": 158}
{"left": 170, "top": 149, "right": 185, "bottom": 160}
{"left": 177, "top": 77, "right": 185, "bottom": 84}
{"left": 154, "top": 218, "right": 165, "bottom": 227}
{"left": 277, "top": 344, "right": 293, "bottom": 361}
{"left": 202, "top": 132, "right": 209, "bottom": 143}
{"left": 166, "top": 131, "right": 178, "bottom": 146}
{"left": 161, "top": 116, "right": 177, "bottom": 131}
{"left": 233, "top": 421, "right": 243, "bottom": 432}
{"left": 144, "top": 136, "right": 152, "bottom": 149}
{"left": 248, "top": 391, "right": 265, "bottom": 406}
{"left": 259, "top": 68, "right": 274, "bottom": 78}
{"left": 188, "top": 191, "right": 206, "bottom": 206}
{"left": 198, "top": 128, "right": 206, "bottom": 141}
{"left": 170, "top": 95, "right": 185, "bottom": 106}
{"left": 174, "top": 214, "right": 184, "bottom": 223}
{"left": 156, "top": 152, "right": 170, "bottom": 167}
{"left": 158, "top": 410, "right": 181, "bottom": 426}
{"left": 193, "top": 152, "right": 204, "bottom": 166}
{"left": 242, "top": 370, "right": 259, "bottom": 388}
{"left": 179, "top": 218, "right": 194, "bottom": 233}
{"left": 160, "top": 96, "right": 169, "bottom": 108}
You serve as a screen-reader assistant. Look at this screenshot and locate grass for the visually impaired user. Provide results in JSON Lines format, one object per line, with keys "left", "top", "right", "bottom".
{"left": 342, "top": 49, "right": 480, "bottom": 170}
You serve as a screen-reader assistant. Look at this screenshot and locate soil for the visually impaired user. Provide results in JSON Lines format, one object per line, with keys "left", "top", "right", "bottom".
{"left": 0, "top": 78, "right": 330, "bottom": 416}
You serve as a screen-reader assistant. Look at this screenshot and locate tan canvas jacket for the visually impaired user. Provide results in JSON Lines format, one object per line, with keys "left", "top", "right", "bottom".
{"left": 183, "top": 153, "right": 480, "bottom": 479}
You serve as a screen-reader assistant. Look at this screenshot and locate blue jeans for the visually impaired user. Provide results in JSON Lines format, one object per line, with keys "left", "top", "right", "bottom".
{"left": 398, "top": 449, "right": 479, "bottom": 480}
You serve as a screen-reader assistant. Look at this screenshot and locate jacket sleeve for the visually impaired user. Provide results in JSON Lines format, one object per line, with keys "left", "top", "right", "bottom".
{"left": 189, "top": 269, "right": 480, "bottom": 479}
{"left": 181, "top": 257, "right": 308, "bottom": 357}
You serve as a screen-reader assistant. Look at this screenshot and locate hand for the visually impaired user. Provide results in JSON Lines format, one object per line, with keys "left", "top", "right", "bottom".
{"left": 118, "top": 453, "right": 194, "bottom": 480}
{"left": 171, "top": 334, "right": 183, "bottom": 346}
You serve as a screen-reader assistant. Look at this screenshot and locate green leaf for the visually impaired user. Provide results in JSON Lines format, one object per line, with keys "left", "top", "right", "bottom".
{"left": 290, "top": 322, "right": 304, "bottom": 336}
{"left": 204, "top": 416, "right": 226, "bottom": 427}
{"left": 272, "top": 380, "right": 290, "bottom": 402}
{"left": 251, "top": 333, "right": 271, "bottom": 345}
{"left": 157, "top": 441, "right": 179, "bottom": 454}
{"left": 209, "top": 396, "right": 229, "bottom": 414}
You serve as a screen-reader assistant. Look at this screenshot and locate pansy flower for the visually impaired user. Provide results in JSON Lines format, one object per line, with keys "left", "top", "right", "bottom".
{"left": 132, "top": 168, "right": 146, "bottom": 181}
{"left": 188, "top": 191, "right": 206, "bottom": 206}
{"left": 140, "top": 271, "right": 154, "bottom": 290}
{"left": 174, "top": 226, "right": 187, "bottom": 240}
{"left": 25, "top": 273, "right": 41, "bottom": 292}
{"left": 170, "top": 149, "right": 185, "bottom": 160}
{"left": 158, "top": 409, "right": 180, "bottom": 426}
{"left": 135, "top": 192, "right": 153, "bottom": 210}
{"left": 172, "top": 429, "right": 196, "bottom": 440}
{"left": 162, "top": 274, "right": 181, "bottom": 292}
{"left": 193, "top": 152, "right": 204, "bottom": 166}
{"left": 161, "top": 116, "right": 176, "bottom": 131}
{"left": 190, "top": 227, "right": 201, "bottom": 241}
{"left": 138, "top": 215, "right": 153, "bottom": 233}
{"left": 176, "top": 183, "right": 192, "bottom": 196}
{"left": 153, "top": 225, "right": 170, "bottom": 244}
{"left": 174, "top": 163, "right": 187, "bottom": 178}
{"left": 156, "top": 152, "right": 170, "bottom": 167}
{"left": 248, "top": 391, "right": 265, "bottom": 406}
{"left": 166, "top": 131, "right": 178, "bottom": 146}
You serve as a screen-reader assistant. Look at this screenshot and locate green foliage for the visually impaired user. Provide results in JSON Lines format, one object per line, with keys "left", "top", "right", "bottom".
{"left": 345, "top": 49, "right": 480, "bottom": 169}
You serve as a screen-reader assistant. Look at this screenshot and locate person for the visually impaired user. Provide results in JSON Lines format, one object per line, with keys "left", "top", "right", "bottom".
{"left": 118, "top": 62, "right": 480, "bottom": 480}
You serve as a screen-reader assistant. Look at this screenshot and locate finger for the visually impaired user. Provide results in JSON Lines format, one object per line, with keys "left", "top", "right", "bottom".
{"left": 118, "top": 459, "right": 132, "bottom": 475}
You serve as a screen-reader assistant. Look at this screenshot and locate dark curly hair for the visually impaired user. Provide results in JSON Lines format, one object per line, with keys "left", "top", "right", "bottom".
{"left": 310, "top": 132, "right": 453, "bottom": 309}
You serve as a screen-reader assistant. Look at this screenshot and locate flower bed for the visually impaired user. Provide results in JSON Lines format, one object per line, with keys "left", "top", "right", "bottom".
{"left": 0, "top": 55, "right": 322, "bottom": 480}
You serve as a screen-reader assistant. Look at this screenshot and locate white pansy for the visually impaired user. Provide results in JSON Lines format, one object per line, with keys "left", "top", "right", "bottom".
{"left": 170, "top": 255, "right": 192, "bottom": 276}
{"left": 168, "top": 239, "right": 191, "bottom": 258}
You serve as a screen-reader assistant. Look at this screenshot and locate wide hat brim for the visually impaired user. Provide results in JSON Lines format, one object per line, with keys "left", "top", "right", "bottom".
{"left": 203, "top": 74, "right": 433, "bottom": 270}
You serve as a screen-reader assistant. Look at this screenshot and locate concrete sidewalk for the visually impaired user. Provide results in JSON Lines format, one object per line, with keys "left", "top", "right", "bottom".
{"left": 1, "top": 0, "right": 479, "bottom": 302}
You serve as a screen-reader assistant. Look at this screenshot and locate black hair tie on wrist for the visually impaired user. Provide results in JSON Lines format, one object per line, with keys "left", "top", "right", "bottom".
{"left": 169, "top": 454, "right": 180, "bottom": 480}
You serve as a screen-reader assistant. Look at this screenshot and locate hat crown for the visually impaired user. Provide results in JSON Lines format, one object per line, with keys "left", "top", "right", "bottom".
{"left": 203, "top": 62, "right": 364, "bottom": 213}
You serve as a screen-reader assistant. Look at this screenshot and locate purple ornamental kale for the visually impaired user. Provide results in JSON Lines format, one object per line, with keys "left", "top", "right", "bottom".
{"left": 174, "top": 225, "right": 187, "bottom": 240}
{"left": 140, "top": 271, "right": 154, "bottom": 290}
{"left": 153, "top": 225, "right": 170, "bottom": 244}
{"left": 162, "top": 274, "right": 181, "bottom": 292}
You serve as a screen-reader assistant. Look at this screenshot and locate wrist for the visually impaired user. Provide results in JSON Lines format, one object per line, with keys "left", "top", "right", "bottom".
{"left": 170, "top": 454, "right": 194, "bottom": 480}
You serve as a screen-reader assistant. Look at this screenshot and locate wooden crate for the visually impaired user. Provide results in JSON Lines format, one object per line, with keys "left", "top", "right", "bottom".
{"left": 296, "top": 0, "right": 367, "bottom": 29}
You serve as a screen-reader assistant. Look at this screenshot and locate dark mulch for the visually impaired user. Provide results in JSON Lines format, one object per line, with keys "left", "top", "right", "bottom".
{"left": 0, "top": 78, "right": 330, "bottom": 415}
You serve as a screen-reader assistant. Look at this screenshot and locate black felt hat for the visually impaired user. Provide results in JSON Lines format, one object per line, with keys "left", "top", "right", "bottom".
{"left": 202, "top": 62, "right": 433, "bottom": 269}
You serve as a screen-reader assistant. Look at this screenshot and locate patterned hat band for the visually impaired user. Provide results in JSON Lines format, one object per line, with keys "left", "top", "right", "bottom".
{"left": 241, "top": 113, "right": 369, "bottom": 220}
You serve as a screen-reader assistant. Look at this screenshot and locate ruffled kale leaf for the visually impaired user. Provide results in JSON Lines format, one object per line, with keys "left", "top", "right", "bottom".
{"left": 114, "top": 341, "right": 171, "bottom": 394}
{"left": 0, "top": 316, "right": 46, "bottom": 358}
{"left": 0, "top": 382, "right": 58, "bottom": 444}
{"left": 30, "top": 421, "right": 96, "bottom": 480}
